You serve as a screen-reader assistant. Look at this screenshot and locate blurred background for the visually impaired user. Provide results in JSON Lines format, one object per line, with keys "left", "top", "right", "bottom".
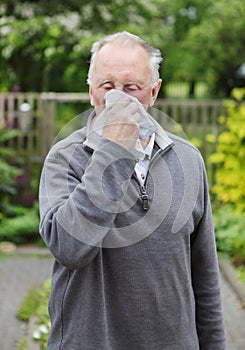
{"left": 0, "top": 0, "right": 244, "bottom": 95}
{"left": 0, "top": 0, "right": 244, "bottom": 348}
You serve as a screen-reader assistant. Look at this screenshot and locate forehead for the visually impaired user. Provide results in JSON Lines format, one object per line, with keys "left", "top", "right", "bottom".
{"left": 93, "top": 43, "right": 151, "bottom": 80}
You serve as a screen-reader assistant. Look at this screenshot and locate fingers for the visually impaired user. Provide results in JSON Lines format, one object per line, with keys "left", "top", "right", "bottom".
{"left": 108, "top": 98, "right": 140, "bottom": 123}
{"left": 102, "top": 99, "right": 140, "bottom": 151}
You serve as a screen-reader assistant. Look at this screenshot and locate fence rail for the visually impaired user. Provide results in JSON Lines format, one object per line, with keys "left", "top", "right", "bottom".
{"left": 0, "top": 92, "right": 224, "bottom": 183}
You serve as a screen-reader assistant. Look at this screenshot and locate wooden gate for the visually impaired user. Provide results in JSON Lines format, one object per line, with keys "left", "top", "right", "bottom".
{"left": 1, "top": 93, "right": 50, "bottom": 162}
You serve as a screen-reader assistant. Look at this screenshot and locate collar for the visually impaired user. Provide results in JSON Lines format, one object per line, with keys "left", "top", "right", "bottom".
{"left": 142, "top": 132, "right": 155, "bottom": 159}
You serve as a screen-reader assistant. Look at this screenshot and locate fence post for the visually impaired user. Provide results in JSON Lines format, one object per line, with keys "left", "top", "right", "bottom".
{"left": 40, "top": 93, "right": 56, "bottom": 160}
{"left": 0, "top": 94, "right": 5, "bottom": 128}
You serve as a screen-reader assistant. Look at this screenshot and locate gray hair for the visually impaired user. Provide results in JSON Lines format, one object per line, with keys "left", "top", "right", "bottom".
{"left": 87, "top": 31, "right": 163, "bottom": 88}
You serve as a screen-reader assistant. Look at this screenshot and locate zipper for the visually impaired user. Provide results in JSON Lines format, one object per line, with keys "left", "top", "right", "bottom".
{"left": 140, "top": 186, "right": 149, "bottom": 210}
{"left": 135, "top": 143, "right": 173, "bottom": 211}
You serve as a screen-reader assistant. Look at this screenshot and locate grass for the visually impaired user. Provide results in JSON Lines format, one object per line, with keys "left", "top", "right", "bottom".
{"left": 236, "top": 265, "right": 245, "bottom": 286}
{"left": 17, "top": 286, "right": 43, "bottom": 322}
{"left": 17, "top": 279, "right": 51, "bottom": 350}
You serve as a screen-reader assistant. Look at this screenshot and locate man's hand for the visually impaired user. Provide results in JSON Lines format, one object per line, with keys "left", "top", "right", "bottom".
{"left": 102, "top": 95, "right": 140, "bottom": 151}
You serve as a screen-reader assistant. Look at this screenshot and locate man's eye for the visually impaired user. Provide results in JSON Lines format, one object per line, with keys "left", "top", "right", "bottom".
{"left": 124, "top": 85, "right": 139, "bottom": 92}
{"left": 101, "top": 84, "right": 113, "bottom": 90}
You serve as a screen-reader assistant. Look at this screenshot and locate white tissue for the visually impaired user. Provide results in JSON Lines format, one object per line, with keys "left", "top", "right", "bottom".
{"left": 92, "top": 90, "right": 156, "bottom": 159}
{"left": 94, "top": 90, "right": 155, "bottom": 139}
{"left": 105, "top": 90, "right": 155, "bottom": 139}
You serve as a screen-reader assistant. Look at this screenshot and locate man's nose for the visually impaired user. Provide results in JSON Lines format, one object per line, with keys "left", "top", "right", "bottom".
{"left": 114, "top": 84, "right": 124, "bottom": 91}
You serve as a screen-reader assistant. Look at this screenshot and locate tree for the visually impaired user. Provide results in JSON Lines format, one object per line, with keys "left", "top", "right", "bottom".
{"left": 0, "top": 0, "right": 244, "bottom": 95}
{"left": 173, "top": 0, "right": 245, "bottom": 96}
{"left": 0, "top": 0, "right": 170, "bottom": 92}
{"left": 0, "top": 7, "right": 88, "bottom": 91}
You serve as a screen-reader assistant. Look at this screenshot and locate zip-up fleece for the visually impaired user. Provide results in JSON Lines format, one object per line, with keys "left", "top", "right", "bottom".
{"left": 39, "top": 112, "right": 226, "bottom": 350}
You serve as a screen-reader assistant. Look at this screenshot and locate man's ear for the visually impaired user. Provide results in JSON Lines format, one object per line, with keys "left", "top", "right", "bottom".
{"left": 150, "top": 79, "right": 162, "bottom": 107}
{"left": 89, "top": 86, "right": 94, "bottom": 106}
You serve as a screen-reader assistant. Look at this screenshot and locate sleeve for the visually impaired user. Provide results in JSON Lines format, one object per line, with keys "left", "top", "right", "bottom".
{"left": 39, "top": 139, "right": 137, "bottom": 269}
{"left": 191, "top": 161, "right": 226, "bottom": 349}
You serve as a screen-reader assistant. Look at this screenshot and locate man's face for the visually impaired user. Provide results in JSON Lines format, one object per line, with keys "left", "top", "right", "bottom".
{"left": 89, "top": 43, "right": 162, "bottom": 115}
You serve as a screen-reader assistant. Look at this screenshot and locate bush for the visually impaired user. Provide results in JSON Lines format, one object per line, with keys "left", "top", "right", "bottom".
{"left": 0, "top": 113, "right": 42, "bottom": 246}
{"left": 0, "top": 202, "right": 40, "bottom": 244}
{"left": 210, "top": 88, "right": 245, "bottom": 213}
{"left": 0, "top": 127, "right": 21, "bottom": 216}
{"left": 214, "top": 204, "right": 245, "bottom": 265}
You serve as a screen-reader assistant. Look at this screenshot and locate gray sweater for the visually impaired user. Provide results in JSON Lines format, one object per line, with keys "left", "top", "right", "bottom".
{"left": 39, "top": 113, "right": 226, "bottom": 349}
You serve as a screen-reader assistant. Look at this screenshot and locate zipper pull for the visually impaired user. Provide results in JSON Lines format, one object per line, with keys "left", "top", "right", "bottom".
{"left": 141, "top": 186, "right": 149, "bottom": 210}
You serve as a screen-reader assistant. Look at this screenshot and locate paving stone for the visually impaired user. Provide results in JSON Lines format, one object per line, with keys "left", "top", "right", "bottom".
{"left": 220, "top": 274, "right": 245, "bottom": 350}
{"left": 0, "top": 254, "right": 53, "bottom": 350}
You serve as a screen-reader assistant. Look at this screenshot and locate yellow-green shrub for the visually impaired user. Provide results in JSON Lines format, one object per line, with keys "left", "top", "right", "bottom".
{"left": 210, "top": 88, "right": 245, "bottom": 213}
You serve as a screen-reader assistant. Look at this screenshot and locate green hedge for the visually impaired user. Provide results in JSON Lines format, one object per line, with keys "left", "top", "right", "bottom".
{"left": 214, "top": 204, "right": 245, "bottom": 265}
{"left": 0, "top": 203, "right": 40, "bottom": 244}
{"left": 210, "top": 88, "right": 245, "bottom": 213}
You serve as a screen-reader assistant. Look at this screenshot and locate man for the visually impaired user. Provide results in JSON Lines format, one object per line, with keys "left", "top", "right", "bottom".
{"left": 39, "top": 31, "right": 226, "bottom": 349}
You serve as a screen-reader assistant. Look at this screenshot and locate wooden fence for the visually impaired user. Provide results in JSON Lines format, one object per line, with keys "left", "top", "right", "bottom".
{"left": 0, "top": 92, "right": 225, "bottom": 183}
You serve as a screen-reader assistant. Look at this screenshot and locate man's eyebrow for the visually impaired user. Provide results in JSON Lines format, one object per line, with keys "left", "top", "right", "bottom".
{"left": 96, "top": 79, "right": 112, "bottom": 86}
{"left": 125, "top": 81, "right": 145, "bottom": 86}
{"left": 95, "top": 79, "right": 146, "bottom": 88}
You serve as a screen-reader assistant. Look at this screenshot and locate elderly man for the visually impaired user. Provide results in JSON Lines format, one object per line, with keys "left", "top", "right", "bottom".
{"left": 39, "top": 31, "right": 226, "bottom": 349}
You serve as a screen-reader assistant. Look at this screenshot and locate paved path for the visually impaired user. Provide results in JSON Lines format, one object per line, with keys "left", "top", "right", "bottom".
{"left": 0, "top": 249, "right": 245, "bottom": 350}
{"left": 0, "top": 250, "right": 53, "bottom": 350}
{"left": 220, "top": 275, "right": 245, "bottom": 349}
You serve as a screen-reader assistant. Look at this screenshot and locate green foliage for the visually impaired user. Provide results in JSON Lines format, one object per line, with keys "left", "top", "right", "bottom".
{"left": 0, "top": 0, "right": 171, "bottom": 92}
{"left": 236, "top": 266, "right": 245, "bottom": 286}
{"left": 34, "top": 279, "right": 51, "bottom": 349}
{"left": 210, "top": 88, "right": 245, "bottom": 213}
{"left": 0, "top": 126, "right": 41, "bottom": 244}
{"left": 165, "top": 0, "right": 245, "bottom": 96}
{"left": 0, "top": 203, "right": 40, "bottom": 244}
{"left": 18, "top": 338, "right": 27, "bottom": 350}
{"left": 17, "top": 278, "right": 51, "bottom": 350}
{"left": 55, "top": 102, "right": 90, "bottom": 135}
{"left": 2, "top": 0, "right": 243, "bottom": 96}
{"left": 0, "top": 129, "right": 21, "bottom": 193}
{"left": 214, "top": 205, "right": 245, "bottom": 265}
{"left": 17, "top": 286, "right": 42, "bottom": 322}
{"left": 0, "top": 127, "right": 21, "bottom": 215}
{"left": 0, "top": 159, "right": 20, "bottom": 195}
